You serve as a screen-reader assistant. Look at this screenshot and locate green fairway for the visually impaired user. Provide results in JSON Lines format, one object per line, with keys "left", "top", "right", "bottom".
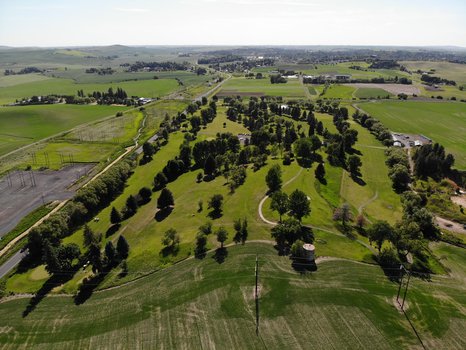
{"left": 0, "top": 243, "right": 464, "bottom": 349}
{"left": 354, "top": 87, "right": 393, "bottom": 99}
{"left": 357, "top": 101, "right": 466, "bottom": 169}
{"left": 0, "top": 104, "right": 126, "bottom": 157}
{"left": 219, "top": 77, "right": 305, "bottom": 98}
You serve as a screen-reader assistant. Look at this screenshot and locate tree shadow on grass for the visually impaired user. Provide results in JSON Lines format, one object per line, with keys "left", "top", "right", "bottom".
{"left": 160, "top": 245, "right": 179, "bottom": 258}
{"left": 195, "top": 247, "right": 207, "bottom": 260}
{"left": 351, "top": 174, "right": 366, "bottom": 186}
{"left": 296, "top": 157, "right": 313, "bottom": 169}
{"left": 316, "top": 177, "right": 327, "bottom": 185}
{"left": 23, "top": 268, "right": 78, "bottom": 317}
{"left": 291, "top": 258, "right": 317, "bottom": 274}
{"left": 208, "top": 209, "right": 222, "bottom": 220}
{"left": 334, "top": 223, "right": 356, "bottom": 239}
{"left": 74, "top": 271, "right": 108, "bottom": 305}
{"left": 155, "top": 207, "right": 173, "bottom": 222}
{"left": 105, "top": 223, "right": 120, "bottom": 238}
{"left": 213, "top": 247, "right": 228, "bottom": 264}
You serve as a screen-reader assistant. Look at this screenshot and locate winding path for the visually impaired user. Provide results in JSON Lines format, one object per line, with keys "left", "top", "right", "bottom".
{"left": 257, "top": 168, "right": 377, "bottom": 253}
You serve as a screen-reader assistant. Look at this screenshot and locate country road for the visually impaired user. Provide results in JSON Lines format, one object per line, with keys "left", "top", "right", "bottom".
{"left": 0, "top": 250, "right": 27, "bottom": 279}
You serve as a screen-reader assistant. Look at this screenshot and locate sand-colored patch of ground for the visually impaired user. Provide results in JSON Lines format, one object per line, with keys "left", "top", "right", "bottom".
{"left": 350, "top": 83, "right": 420, "bottom": 95}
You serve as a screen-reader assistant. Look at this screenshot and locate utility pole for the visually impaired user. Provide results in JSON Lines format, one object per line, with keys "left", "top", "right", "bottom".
{"left": 401, "top": 271, "right": 411, "bottom": 310}
{"left": 255, "top": 254, "right": 259, "bottom": 335}
{"left": 397, "top": 265, "right": 411, "bottom": 311}
{"left": 396, "top": 264, "right": 404, "bottom": 302}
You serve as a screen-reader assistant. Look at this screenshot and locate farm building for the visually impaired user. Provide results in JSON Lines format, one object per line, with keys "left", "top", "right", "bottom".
{"left": 334, "top": 74, "right": 351, "bottom": 81}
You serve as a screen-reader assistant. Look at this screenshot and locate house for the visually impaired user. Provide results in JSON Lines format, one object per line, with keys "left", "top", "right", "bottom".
{"left": 334, "top": 74, "right": 351, "bottom": 81}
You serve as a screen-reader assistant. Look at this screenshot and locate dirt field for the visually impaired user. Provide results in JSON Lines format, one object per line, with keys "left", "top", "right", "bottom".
{"left": 216, "top": 91, "right": 265, "bottom": 97}
{"left": 350, "top": 83, "right": 420, "bottom": 95}
{"left": 436, "top": 216, "right": 466, "bottom": 234}
{"left": 0, "top": 164, "right": 94, "bottom": 237}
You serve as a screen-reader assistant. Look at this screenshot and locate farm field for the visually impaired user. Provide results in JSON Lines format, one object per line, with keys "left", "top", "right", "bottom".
{"left": 322, "top": 84, "right": 356, "bottom": 99}
{"left": 358, "top": 101, "right": 466, "bottom": 169}
{"left": 401, "top": 61, "right": 466, "bottom": 85}
{"left": 354, "top": 87, "right": 394, "bottom": 99}
{"left": 218, "top": 77, "right": 305, "bottom": 98}
{"left": 44, "top": 69, "right": 215, "bottom": 85}
{"left": 0, "top": 77, "right": 180, "bottom": 104}
{"left": 264, "top": 61, "right": 412, "bottom": 81}
{"left": 0, "top": 242, "right": 465, "bottom": 349}
{"left": 0, "top": 104, "right": 126, "bottom": 157}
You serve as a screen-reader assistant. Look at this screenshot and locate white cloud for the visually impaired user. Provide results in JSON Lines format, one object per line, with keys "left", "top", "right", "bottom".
{"left": 114, "top": 7, "right": 148, "bottom": 13}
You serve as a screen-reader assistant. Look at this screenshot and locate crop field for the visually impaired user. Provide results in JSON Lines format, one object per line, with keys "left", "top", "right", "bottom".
{"left": 0, "top": 104, "right": 126, "bottom": 157}
{"left": 1, "top": 242, "right": 465, "bottom": 349}
{"left": 358, "top": 101, "right": 466, "bottom": 169}
{"left": 218, "top": 77, "right": 305, "bottom": 98}
{"left": 354, "top": 87, "right": 393, "bottom": 99}
{"left": 401, "top": 61, "right": 466, "bottom": 85}
{"left": 0, "top": 77, "right": 180, "bottom": 104}
{"left": 0, "top": 74, "right": 52, "bottom": 88}
{"left": 271, "top": 61, "right": 411, "bottom": 81}
{"left": 419, "top": 84, "right": 466, "bottom": 100}
{"left": 43, "top": 69, "right": 215, "bottom": 85}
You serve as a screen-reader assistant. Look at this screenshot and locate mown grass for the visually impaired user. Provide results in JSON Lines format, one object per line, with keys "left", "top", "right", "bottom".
{"left": 358, "top": 101, "right": 466, "bottom": 169}
{"left": 0, "top": 104, "right": 126, "bottom": 157}
{"left": 0, "top": 243, "right": 465, "bottom": 349}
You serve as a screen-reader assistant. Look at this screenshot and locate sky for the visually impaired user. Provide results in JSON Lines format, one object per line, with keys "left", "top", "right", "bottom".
{"left": 0, "top": 0, "right": 465, "bottom": 47}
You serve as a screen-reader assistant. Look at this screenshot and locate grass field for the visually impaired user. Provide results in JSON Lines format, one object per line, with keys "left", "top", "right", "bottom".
{"left": 0, "top": 242, "right": 465, "bottom": 349}
{"left": 0, "top": 77, "right": 180, "bottom": 104}
{"left": 0, "top": 104, "right": 126, "bottom": 157}
{"left": 358, "top": 101, "right": 466, "bottom": 169}
{"left": 322, "top": 84, "right": 356, "bottom": 99}
{"left": 219, "top": 77, "right": 305, "bottom": 98}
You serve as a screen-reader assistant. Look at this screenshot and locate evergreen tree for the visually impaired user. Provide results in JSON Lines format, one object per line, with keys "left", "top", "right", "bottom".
{"left": 157, "top": 188, "right": 174, "bottom": 210}
{"left": 117, "top": 235, "right": 130, "bottom": 259}
{"left": 265, "top": 164, "right": 282, "bottom": 193}
{"left": 110, "top": 207, "right": 122, "bottom": 225}
{"left": 315, "top": 163, "right": 326, "bottom": 182}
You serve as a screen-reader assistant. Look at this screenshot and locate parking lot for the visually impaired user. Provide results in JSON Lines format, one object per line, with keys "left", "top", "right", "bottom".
{"left": 0, "top": 164, "right": 94, "bottom": 237}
